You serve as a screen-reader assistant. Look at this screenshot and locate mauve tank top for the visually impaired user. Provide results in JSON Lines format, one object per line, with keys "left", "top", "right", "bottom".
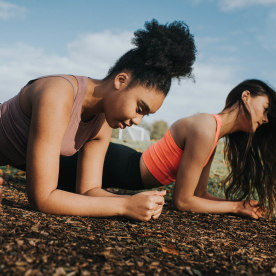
{"left": 0, "top": 75, "right": 105, "bottom": 166}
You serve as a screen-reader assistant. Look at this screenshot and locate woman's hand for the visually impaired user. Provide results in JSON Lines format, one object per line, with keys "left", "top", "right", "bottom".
{"left": 236, "top": 200, "right": 266, "bottom": 219}
{"left": 123, "top": 190, "right": 166, "bottom": 221}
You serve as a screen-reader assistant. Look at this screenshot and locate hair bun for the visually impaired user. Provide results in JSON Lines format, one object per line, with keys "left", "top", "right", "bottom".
{"left": 132, "top": 19, "right": 196, "bottom": 78}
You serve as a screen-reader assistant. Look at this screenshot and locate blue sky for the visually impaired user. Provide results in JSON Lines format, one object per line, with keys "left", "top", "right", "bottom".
{"left": 0, "top": 0, "right": 275, "bottom": 125}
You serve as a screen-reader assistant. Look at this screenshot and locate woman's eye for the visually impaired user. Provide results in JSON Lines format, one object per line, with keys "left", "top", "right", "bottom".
{"left": 137, "top": 107, "right": 143, "bottom": 114}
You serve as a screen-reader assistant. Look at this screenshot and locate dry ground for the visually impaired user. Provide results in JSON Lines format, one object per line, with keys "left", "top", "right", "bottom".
{"left": 0, "top": 141, "right": 276, "bottom": 275}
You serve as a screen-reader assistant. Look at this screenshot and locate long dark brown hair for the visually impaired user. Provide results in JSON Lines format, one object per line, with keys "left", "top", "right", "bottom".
{"left": 223, "top": 79, "right": 276, "bottom": 217}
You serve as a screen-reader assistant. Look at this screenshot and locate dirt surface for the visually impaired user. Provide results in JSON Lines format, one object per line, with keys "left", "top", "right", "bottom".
{"left": 1, "top": 170, "right": 276, "bottom": 276}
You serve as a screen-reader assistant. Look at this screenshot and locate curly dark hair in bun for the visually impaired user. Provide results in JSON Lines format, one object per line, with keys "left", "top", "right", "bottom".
{"left": 104, "top": 19, "right": 196, "bottom": 96}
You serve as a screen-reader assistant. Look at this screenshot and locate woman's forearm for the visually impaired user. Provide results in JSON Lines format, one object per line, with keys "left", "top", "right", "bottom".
{"left": 29, "top": 188, "right": 166, "bottom": 221}
{"left": 174, "top": 195, "right": 239, "bottom": 214}
{"left": 83, "top": 187, "right": 127, "bottom": 198}
{"left": 202, "top": 192, "right": 226, "bottom": 201}
{"left": 29, "top": 189, "right": 126, "bottom": 217}
{"left": 174, "top": 194, "right": 263, "bottom": 219}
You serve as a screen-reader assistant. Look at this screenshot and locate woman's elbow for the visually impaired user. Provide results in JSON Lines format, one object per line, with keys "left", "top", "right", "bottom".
{"left": 27, "top": 192, "right": 50, "bottom": 213}
{"left": 28, "top": 196, "right": 44, "bottom": 212}
{"left": 173, "top": 196, "right": 193, "bottom": 212}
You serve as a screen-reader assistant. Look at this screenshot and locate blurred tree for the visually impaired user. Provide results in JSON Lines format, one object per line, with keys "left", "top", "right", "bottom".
{"left": 150, "top": 120, "right": 168, "bottom": 140}
{"left": 139, "top": 120, "right": 152, "bottom": 132}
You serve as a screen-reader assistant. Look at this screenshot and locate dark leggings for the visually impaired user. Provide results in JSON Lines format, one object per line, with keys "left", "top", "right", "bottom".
{"left": 58, "top": 142, "right": 145, "bottom": 192}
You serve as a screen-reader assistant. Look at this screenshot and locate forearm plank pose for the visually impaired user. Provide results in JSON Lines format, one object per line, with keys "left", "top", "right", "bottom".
{"left": 101, "top": 79, "right": 276, "bottom": 219}
{"left": 0, "top": 19, "right": 196, "bottom": 220}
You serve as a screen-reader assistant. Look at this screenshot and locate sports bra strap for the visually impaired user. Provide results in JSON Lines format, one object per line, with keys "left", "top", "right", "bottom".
{"left": 27, "top": 74, "right": 77, "bottom": 100}
{"left": 203, "top": 114, "right": 221, "bottom": 166}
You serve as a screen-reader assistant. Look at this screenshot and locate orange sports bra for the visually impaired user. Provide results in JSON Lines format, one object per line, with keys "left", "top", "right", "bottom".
{"left": 141, "top": 114, "right": 221, "bottom": 185}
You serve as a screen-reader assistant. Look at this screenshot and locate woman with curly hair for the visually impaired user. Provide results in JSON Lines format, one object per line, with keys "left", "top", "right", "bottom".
{"left": 97, "top": 79, "right": 276, "bottom": 219}
{"left": 0, "top": 19, "right": 196, "bottom": 220}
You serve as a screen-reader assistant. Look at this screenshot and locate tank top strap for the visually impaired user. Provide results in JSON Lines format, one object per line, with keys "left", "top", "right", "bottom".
{"left": 27, "top": 74, "right": 77, "bottom": 100}
{"left": 212, "top": 114, "right": 221, "bottom": 142}
{"left": 203, "top": 114, "right": 222, "bottom": 167}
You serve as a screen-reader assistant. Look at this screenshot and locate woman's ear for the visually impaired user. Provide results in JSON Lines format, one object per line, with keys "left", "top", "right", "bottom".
{"left": 114, "top": 72, "right": 131, "bottom": 90}
{"left": 241, "top": 90, "right": 251, "bottom": 104}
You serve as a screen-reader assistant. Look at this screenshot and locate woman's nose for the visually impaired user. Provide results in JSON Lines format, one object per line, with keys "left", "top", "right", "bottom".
{"left": 263, "top": 113, "right": 269, "bottom": 123}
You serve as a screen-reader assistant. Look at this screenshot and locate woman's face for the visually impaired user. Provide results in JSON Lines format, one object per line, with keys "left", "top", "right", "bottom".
{"left": 104, "top": 83, "right": 165, "bottom": 129}
{"left": 243, "top": 92, "right": 269, "bottom": 132}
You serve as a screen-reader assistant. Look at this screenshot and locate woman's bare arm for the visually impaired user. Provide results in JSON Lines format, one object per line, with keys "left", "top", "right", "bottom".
{"left": 75, "top": 121, "right": 124, "bottom": 197}
{"left": 173, "top": 118, "right": 262, "bottom": 219}
{"left": 194, "top": 151, "right": 226, "bottom": 201}
{"left": 75, "top": 121, "right": 165, "bottom": 219}
{"left": 25, "top": 79, "right": 164, "bottom": 220}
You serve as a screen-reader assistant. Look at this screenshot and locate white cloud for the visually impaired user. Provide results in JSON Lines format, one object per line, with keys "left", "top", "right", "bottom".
{"left": 0, "top": 31, "right": 132, "bottom": 102}
{"left": 0, "top": 43, "right": 74, "bottom": 101}
{"left": 196, "top": 36, "right": 238, "bottom": 61}
{"left": 189, "top": 0, "right": 276, "bottom": 10}
{"left": 144, "top": 62, "right": 239, "bottom": 125}
{"left": 257, "top": 10, "right": 276, "bottom": 52}
{"left": 219, "top": 0, "right": 276, "bottom": 10}
{"left": 67, "top": 31, "right": 132, "bottom": 67}
{"left": 0, "top": 31, "right": 257, "bottom": 126}
{"left": 0, "top": 0, "right": 26, "bottom": 20}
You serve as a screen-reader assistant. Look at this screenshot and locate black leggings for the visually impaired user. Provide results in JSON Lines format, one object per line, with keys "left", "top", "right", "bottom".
{"left": 57, "top": 142, "right": 145, "bottom": 192}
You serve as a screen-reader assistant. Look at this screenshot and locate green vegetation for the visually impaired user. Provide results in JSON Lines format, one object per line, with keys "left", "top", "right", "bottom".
{"left": 147, "top": 120, "right": 169, "bottom": 140}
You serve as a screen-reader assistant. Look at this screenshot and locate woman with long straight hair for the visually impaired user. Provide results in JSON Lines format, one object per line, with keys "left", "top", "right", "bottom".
{"left": 99, "top": 79, "right": 276, "bottom": 219}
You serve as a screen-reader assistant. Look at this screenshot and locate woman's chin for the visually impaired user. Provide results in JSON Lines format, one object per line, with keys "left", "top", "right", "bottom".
{"left": 105, "top": 119, "right": 117, "bottom": 129}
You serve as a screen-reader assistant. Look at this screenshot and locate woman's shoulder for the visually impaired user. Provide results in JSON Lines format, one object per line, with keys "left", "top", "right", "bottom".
{"left": 32, "top": 74, "right": 78, "bottom": 90}
{"left": 25, "top": 75, "right": 78, "bottom": 101}
{"left": 19, "top": 75, "right": 79, "bottom": 119}
{"left": 191, "top": 113, "right": 216, "bottom": 128}
{"left": 171, "top": 113, "right": 217, "bottom": 145}
{"left": 173, "top": 113, "right": 216, "bottom": 129}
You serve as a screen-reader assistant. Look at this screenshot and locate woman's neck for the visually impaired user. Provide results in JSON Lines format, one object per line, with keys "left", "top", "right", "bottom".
{"left": 217, "top": 106, "right": 247, "bottom": 138}
{"left": 81, "top": 78, "right": 110, "bottom": 121}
